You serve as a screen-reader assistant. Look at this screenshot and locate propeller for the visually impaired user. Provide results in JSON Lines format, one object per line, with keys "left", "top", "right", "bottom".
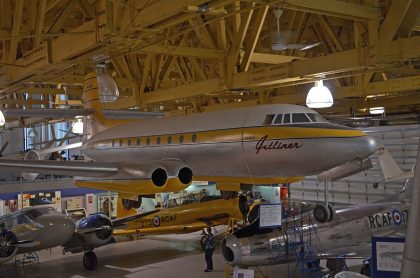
{"left": 271, "top": 9, "right": 321, "bottom": 51}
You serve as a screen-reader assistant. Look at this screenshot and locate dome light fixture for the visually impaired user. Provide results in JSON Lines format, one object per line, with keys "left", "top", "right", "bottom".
{"left": 369, "top": 107, "right": 385, "bottom": 115}
{"left": 72, "top": 117, "right": 83, "bottom": 134}
{"left": 306, "top": 80, "right": 333, "bottom": 108}
{"left": 0, "top": 110, "right": 4, "bottom": 126}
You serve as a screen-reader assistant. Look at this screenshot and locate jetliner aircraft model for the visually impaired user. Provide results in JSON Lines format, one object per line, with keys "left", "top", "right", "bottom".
{"left": 0, "top": 72, "right": 377, "bottom": 208}
{"left": 0, "top": 205, "right": 119, "bottom": 270}
{"left": 221, "top": 180, "right": 412, "bottom": 274}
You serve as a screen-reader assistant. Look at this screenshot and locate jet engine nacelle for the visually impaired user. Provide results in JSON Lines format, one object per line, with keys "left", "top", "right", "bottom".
{"left": 22, "top": 150, "right": 41, "bottom": 181}
{"left": 0, "top": 230, "right": 18, "bottom": 264}
{"left": 119, "top": 160, "right": 193, "bottom": 191}
{"left": 159, "top": 160, "right": 193, "bottom": 192}
{"left": 76, "top": 214, "right": 113, "bottom": 249}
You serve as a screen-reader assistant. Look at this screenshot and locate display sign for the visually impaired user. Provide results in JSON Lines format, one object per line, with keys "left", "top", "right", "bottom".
{"left": 371, "top": 236, "right": 405, "bottom": 278}
{"left": 18, "top": 191, "right": 61, "bottom": 211}
{"left": 259, "top": 204, "right": 282, "bottom": 228}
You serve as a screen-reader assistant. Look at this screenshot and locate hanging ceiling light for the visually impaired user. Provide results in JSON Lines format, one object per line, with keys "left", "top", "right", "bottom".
{"left": 306, "top": 80, "right": 333, "bottom": 108}
{"left": 0, "top": 110, "right": 4, "bottom": 127}
{"left": 369, "top": 107, "right": 385, "bottom": 115}
{"left": 72, "top": 117, "right": 83, "bottom": 134}
{"left": 95, "top": 65, "right": 119, "bottom": 102}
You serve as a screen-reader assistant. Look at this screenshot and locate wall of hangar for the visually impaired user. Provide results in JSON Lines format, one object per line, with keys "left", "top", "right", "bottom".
{"left": 290, "top": 124, "right": 419, "bottom": 205}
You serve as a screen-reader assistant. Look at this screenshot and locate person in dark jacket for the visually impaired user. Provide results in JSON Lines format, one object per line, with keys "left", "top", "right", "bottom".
{"left": 203, "top": 227, "right": 215, "bottom": 272}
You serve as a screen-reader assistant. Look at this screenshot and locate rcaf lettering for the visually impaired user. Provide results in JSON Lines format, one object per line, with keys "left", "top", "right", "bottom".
{"left": 255, "top": 135, "right": 302, "bottom": 154}
{"left": 137, "top": 214, "right": 178, "bottom": 229}
{"left": 368, "top": 209, "right": 409, "bottom": 229}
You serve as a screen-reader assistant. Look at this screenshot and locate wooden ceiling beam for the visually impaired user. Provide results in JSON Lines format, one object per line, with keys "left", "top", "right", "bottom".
{"left": 48, "top": 0, "right": 75, "bottom": 34}
{"left": 284, "top": 0, "right": 380, "bottom": 21}
{"left": 34, "top": 0, "right": 47, "bottom": 48}
{"left": 8, "top": 0, "right": 24, "bottom": 64}
{"left": 239, "top": 5, "right": 269, "bottom": 72}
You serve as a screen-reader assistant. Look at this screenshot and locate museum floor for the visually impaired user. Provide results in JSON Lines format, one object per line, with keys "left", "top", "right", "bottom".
{"left": 0, "top": 232, "right": 365, "bottom": 278}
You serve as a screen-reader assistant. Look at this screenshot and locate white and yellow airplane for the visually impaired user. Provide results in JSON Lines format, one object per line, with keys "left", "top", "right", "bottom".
{"left": 0, "top": 72, "right": 377, "bottom": 208}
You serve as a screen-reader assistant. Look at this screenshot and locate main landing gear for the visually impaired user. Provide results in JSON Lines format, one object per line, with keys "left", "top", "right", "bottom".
{"left": 83, "top": 250, "right": 98, "bottom": 271}
{"left": 313, "top": 204, "right": 335, "bottom": 223}
{"left": 122, "top": 196, "right": 143, "bottom": 210}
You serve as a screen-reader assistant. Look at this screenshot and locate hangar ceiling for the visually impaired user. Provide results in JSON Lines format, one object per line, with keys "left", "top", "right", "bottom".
{"left": 0, "top": 0, "right": 419, "bottom": 121}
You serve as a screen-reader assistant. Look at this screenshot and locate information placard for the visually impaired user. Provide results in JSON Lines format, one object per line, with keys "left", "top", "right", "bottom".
{"left": 259, "top": 204, "right": 282, "bottom": 228}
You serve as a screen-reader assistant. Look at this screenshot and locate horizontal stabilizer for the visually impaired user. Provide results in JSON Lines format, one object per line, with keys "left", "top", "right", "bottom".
{"left": 4, "top": 109, "right": 164, "bottom": 120}
{"left": 4, "top": 109, "right": 94, "bottom": 119}
{"left": 0, "top": 159, "right": 118, "bottom": 177}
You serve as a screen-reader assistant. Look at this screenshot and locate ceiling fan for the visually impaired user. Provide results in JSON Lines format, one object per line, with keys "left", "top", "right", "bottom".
{"left": 271, "top": 9, "right": 321, "bottom": 51}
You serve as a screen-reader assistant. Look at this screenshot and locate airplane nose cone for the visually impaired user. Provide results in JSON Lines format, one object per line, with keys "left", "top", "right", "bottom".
{"left": 364, "top": 135, "right": 378, "bottom": 157}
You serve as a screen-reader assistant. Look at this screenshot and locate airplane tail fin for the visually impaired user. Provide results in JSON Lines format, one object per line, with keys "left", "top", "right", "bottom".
{"left": 377, "top": 146, "right": 404, "bottom": 181}
{"left": 82, "top": 71, "right": 119, "bottom": 142}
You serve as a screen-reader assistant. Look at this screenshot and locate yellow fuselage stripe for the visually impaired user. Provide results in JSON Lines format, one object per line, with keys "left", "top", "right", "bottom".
{"left": 86, "top": 126, "right": 364, "bottom": 149}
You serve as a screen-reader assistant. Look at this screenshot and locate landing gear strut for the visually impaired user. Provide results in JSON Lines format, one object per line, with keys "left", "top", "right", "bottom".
{"left": 220, "top": 190, "right": 237, "bottom": 200}
{"left": 83, "top": 251, "right": 97, "bottom": 271}
{"left": 122, "top": 196, "right": 143, "bottom": 210}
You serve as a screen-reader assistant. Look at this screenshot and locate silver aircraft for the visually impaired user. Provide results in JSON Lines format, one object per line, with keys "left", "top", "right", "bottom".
{"left": 221, "top": 181, "right": 411, "bottom": 270}
{"left": 0, "top": 72, "right": 377, "bottom": 208}
{"left": 0, "top": 206, "right": 117, "bottom": 270}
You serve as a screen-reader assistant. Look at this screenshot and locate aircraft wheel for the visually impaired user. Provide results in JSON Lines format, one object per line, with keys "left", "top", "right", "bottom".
{"left": 122, "top": 198, "right": 133, "bottom": 210}
{"left": 220, "top": 190, "right": 237, "bottom": 200}
{"left": 83, "top": 251, "right": 98, "bottom": 271}
{"left": 313, "top": 204, "right": 330, "bottom": 223}
{"left": 200, "top": 236, "right": 206, "bottom": 250}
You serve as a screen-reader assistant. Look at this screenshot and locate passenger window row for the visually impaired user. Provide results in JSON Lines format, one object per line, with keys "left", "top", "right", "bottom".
{"left": 109, "top": 133, "right": 197, "bottom": 148}
{"left": 263, "top": 112, "right": 326, "bottom": 125}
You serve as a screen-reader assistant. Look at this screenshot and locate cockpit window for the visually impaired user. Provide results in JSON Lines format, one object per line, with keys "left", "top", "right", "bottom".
{"left": 283, "top": 114, "right": 290, "bottom": 124}
{"left": 262, "top": 114, "right": 275, "bottom": 125}
{"left": 274, "top": 114, "right": 283, "bottom": 124}
{"left": 24, "top": 207, "right": 58, "bottom": 220}
{"left": 306, "top": 113, "right": 327, "bottom": 123}
{"left": 292, "top": 113, "right": 311, "bottom": 123}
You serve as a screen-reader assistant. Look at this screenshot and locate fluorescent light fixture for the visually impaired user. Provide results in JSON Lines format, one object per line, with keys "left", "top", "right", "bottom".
{"left": 306, "top": 80, "right": 333, "bottom": 108}
{"left": 369, "top": 107, "right": 385, "bottom": 115}
{"left": 0, "top": 110, "right": 4, "bottom": 126}
{"left": 72, "top": 117, "right": 83, "bottom": 134}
